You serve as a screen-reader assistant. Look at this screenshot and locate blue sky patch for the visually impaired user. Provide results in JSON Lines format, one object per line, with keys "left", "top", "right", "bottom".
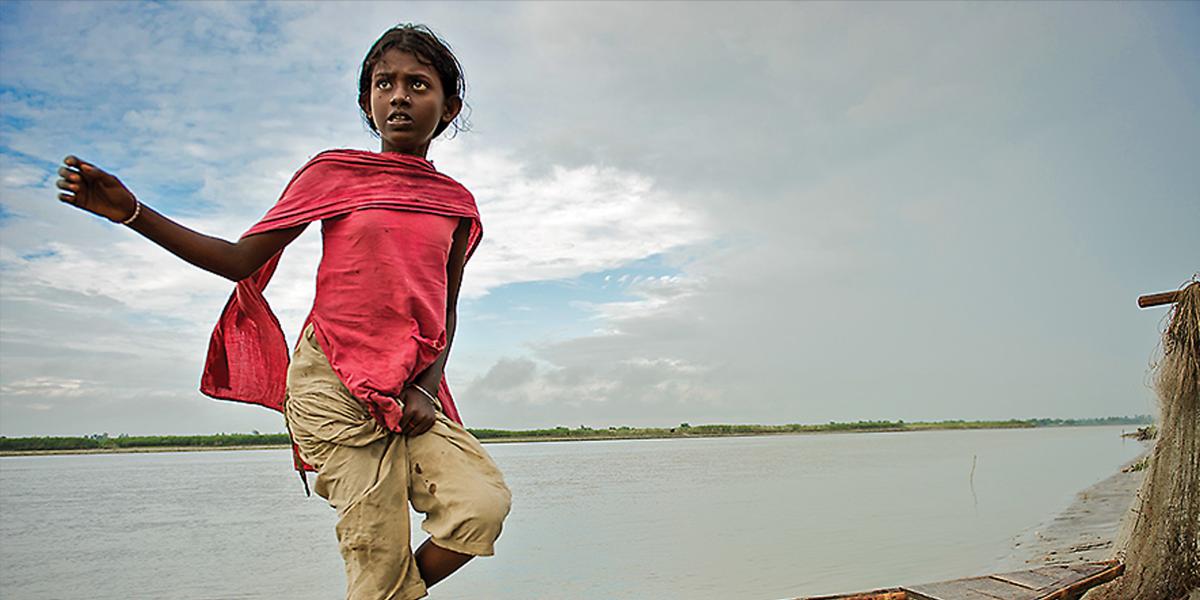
{"left": 460, "top": 255, "right": 685, "bottom": 359}
{"left": 19, "top": 248, "right": 58, "bottom": 261}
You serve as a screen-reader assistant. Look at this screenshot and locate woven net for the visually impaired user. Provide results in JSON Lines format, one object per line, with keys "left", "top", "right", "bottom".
{"left": 1090, "top": 281, "right": 1200, "bottom": 599}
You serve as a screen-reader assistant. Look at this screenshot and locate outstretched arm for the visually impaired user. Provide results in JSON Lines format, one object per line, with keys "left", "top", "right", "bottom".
{"left": 55, "top": 156, "right": 304, "bottom": 281}
{"left": 397, "top": 217, "right": 473, "bottom": 436}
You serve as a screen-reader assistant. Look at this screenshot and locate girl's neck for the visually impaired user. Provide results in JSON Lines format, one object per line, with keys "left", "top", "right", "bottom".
{"left": 380, "top": 141, "right": 429, "bottom": 158}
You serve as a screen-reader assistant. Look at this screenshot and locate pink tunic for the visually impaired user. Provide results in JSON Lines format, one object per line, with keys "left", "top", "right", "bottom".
{"left": 201, "top": 149, "right": 481, "bottom": 434}
{"left": 308, "top": 209, "right": 459, "bottom": 431}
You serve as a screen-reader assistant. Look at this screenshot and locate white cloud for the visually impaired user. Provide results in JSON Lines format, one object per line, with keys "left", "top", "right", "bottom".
{"left": 437, "top": 144, "right": 711, "bottom": 298}
{"left": 580, "top": 273, "right": 703, "bottom": 324}
{"left": 0, "top": 377, "right": 87, "bottom": 398}
{"left": 1, "top": 160, "right": 47, "bottom": 188}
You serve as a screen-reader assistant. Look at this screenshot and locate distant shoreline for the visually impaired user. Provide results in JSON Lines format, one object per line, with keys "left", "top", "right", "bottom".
{"left": 1, "top": 444, "right": 290, "bottom": 457}
{"left": 0, "top": 418, "right": 1152, "bottom": 457}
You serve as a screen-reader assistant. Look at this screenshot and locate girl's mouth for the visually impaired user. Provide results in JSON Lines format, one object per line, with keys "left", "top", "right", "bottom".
{"left": 387, "top": 112, "right": 413, "bottom": 124}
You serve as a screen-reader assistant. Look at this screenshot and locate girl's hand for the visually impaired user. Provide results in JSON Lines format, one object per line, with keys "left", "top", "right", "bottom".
{"left": 398, "top": 387, "right": 438, "bottom": 436}
{"left": 55, "top": 156, "right": 138, "bottom": 223}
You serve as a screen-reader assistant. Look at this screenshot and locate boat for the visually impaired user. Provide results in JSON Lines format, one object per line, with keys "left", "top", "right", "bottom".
{"left": 799, "top": 560, "right": 1123, "bottom": 600}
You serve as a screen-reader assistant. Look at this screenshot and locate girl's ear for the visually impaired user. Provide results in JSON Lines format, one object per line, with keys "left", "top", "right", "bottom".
{"left": 442, "top": 96, "right": 463, "bottom": 124}
{"left": 360, "top": 99, "right": 376, "bottom": 130}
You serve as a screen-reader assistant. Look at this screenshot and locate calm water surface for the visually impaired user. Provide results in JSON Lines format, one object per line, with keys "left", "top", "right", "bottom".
{"left": 0, "top": 426, "right": 1142, "bottom": 599}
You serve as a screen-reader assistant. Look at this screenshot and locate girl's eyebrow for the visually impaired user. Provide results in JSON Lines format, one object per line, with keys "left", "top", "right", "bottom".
{"left": 374, "top": 66, "right": 433, "bottom": 79}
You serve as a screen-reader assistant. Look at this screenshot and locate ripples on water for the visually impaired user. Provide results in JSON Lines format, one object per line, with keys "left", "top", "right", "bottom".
{"left": 0, "top": 426, "right": 1141, "bottom": 599}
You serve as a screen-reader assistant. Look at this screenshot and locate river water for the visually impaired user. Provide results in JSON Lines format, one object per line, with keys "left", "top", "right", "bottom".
{"left": 0, "top": 426, "right": 1142, "bottom": 599}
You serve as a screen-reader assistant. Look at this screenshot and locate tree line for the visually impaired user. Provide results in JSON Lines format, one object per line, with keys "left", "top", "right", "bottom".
{"left": 0, "top": 415, "right": 1153, "bottom": 452}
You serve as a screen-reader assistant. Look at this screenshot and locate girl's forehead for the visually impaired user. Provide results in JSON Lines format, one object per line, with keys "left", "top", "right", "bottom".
{"left": 372, "top": 48, "right": 436, "bottom": 75}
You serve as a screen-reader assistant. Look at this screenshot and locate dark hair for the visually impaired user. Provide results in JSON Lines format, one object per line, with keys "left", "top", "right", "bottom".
{"left": 358, "top": 24, "right": 468, "bottom": 139}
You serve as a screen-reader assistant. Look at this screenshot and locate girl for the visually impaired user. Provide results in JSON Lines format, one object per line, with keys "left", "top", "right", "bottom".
{"left": 54, "top": 24, "right": 511, "bottom": 600}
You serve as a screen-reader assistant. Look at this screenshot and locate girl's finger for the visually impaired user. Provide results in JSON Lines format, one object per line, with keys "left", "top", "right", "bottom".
{"left": 64, "top": 155, "right": 90, "bottom": 171}
{"left": 58, "top": 192, "right": 75, "bottom": 203}
{"left": 65, "top": 156, "right": 97, "bottom": 175}
{"left": 78, "top": 161, "right": 116, "bottom": 184}
{"left": 55, "top": 179, "right": 77, "bottom": 191}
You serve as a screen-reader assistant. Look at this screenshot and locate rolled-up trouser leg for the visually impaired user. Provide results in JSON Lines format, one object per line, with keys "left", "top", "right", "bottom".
{"left": 285, "top": 325, "right": 427, "bottom": 600}
{"left": 407, "top": 408, "right": 512, "bottom": 557}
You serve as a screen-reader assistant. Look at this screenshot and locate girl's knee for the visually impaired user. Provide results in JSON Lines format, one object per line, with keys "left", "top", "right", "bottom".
{"left": 486, "top": 482, "right": 513, "bottom": 524}
{"left": 444, "top": 482, "right": 511, "bottom": 554}
{"left": 472, "top": 482, "right": 512, "bottom": 535}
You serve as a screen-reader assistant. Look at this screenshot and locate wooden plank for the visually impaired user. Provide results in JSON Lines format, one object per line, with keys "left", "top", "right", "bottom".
{"left": 1027, "top": 563, "right": 1103, "bottom": 579}
{"left": 1036, "top": 563, "right": 1123, "bottom": 600}
{"left": 990, "top": 570, "right": 1058, "bottom": 589}
{"left": 989, "top": 563, "right": 1113, "bottom": 596}
{"left": 903, "top": 586, "right": 1029, "bottom": 600}
{"left": 991, "top": 563, "right": 1105, "bottom": 591}
{"left": 905, "top": 576, "right": 1040, "bottom": 600}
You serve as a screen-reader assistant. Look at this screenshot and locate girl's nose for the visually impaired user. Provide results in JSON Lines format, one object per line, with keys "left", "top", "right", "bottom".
{"left": 391, "top": 92, "right": 412, "bottom": 106}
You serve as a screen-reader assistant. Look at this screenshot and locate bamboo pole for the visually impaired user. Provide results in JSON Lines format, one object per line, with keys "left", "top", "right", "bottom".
{"left": 1138, "top": 290, "right": 1181, "bottom": 308}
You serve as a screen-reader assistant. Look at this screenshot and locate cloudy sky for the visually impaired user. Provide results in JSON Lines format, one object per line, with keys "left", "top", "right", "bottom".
{"left": 1, "top": 2, "right": 1196, "bottom": 437}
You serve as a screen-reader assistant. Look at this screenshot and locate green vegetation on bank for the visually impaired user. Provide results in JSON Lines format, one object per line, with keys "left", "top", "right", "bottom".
{"left": 0, "top": 432, "right": 290, "bottom": 452}
{"left": 0, "top": 415, "right": 1154, "bottom": 453}
{"left": 469, "top": 415, "right": 1153, "bottom": 441}
{"left": 469, "top": 419, "right": 1016, "bottom": 441}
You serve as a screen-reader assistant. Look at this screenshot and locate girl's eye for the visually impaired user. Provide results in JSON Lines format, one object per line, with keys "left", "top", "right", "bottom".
{"left": 376, "top": 80, "right": 391, "bottom": 90}
{"left": 412, "top": 80, "right": 428, "bottom": 91}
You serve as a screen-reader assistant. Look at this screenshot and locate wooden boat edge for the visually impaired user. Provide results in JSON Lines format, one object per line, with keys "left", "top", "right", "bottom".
{"left": 803, "top": 590, "right": 907, "bottom": 600}
{"left": 795, "top": 560, "right": 1123, "bottom": 600}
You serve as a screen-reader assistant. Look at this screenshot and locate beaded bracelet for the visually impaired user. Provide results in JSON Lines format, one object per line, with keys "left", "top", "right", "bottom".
{"left": 120, "top": 200, "right": 142, "bottom": 226}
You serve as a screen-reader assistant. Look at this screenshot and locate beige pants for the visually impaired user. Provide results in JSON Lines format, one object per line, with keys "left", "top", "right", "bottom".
{"left": 284, "top": 324, "right": 511, "bottom": 600}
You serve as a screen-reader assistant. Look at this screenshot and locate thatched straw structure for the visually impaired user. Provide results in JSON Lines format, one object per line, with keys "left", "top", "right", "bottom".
{"left": 1090, "top": 281, "right": 1200, "bottom": 599}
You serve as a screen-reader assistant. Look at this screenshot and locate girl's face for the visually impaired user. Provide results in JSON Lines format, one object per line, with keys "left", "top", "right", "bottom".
{"left": 364, "top": 48, "right": 461, "bottom": 157}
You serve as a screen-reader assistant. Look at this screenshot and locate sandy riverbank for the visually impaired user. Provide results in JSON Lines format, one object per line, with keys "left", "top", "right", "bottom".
{"left": 997, "top": 449, "right": 1149, "bottom": 570}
